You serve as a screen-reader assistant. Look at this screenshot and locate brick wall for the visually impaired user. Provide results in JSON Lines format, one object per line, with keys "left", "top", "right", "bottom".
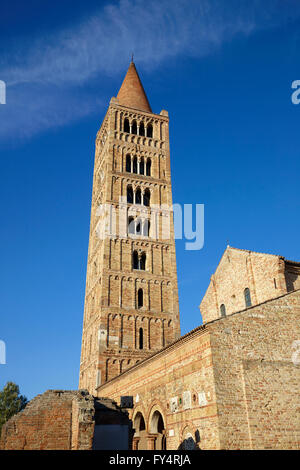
{"left": 209, "top": 289, "right": 300, "bottom": 449}
{"left": 0, "top": 390, "right": 95, "bottom": 450}
{"left": 200, "top": 246, "right": 300, "bottom": 324}
{"left": 96, "top": 289, "right": 300, "bottom": 450}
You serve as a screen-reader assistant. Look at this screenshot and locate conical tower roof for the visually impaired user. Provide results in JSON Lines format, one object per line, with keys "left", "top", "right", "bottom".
{"left": 117, "top": 61, "right": 152, "bottom": 113}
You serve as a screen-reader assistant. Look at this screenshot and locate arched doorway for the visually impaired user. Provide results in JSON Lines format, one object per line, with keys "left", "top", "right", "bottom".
{"left": 133, "top": 412, "right": 147, "bottom": 450}
{"left": 149, "top": 410, "right": 166, "bottom": 450}
{"left": 179, "top": 432, "right": 197, "bottom": 450}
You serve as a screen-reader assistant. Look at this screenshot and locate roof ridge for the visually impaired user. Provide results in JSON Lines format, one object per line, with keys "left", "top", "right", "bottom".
{"left": 227, "top": 245, "right": 284, "bottom": 258}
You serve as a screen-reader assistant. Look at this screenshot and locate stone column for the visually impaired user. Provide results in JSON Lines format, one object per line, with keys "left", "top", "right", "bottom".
{"left": 147, "top": 434, "right": 157, "bottom": 450}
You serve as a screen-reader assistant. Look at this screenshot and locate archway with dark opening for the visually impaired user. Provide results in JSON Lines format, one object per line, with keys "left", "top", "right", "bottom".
{"left": 127, "top": 186, "right": 133, "bottom": 204}
{"left": 136, "top": 187, "right": 141, "bottom": 205}
{"left": 139, "top": 157, "right": 144, "bottom": 175}
{"left": 133, "top": 250, "right": 139, "bottom": 270}
{"left": 138, "top": 288, "right": 143, "bottom": 308}
{"left": 140, "top": 252, "right": 146, "bottom": 270}
{"left": 143, "top": 188, "right": 150, "bottom": 207}
{"left": 150, "top": 410, "right": 166, "bottom": 450}
{"left": 133, "top": 157, "right": 138, "bottom": 174}
{"left": 139, "top": 122, "right": 145, "bottom": 136}
{"left": 126, "top": 154, "right": 131, "bottom": 172}
{"left": 133, "top": 412, "right": 146, "bottom": 436}
{"left": 139, "top": 328, "right": 143, "bottom": 349}
{"left": 124, "top": 118, "right": 130, "bottom": 133}
{"left": 133, "top": 412, "right": 147, "bottom": 450}
{"left": 132, "top": 120, "right": 137, "bottom": 135}
{"left": 147, "top": 123, "right": 153, "bottom": 138}
{"left": 146, "top": 158, "right": 151, "bottom": 176}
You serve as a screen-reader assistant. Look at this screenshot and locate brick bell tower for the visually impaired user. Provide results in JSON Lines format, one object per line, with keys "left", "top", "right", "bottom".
{"left": 79, "top": 60, "right": 181, "bottom": 394}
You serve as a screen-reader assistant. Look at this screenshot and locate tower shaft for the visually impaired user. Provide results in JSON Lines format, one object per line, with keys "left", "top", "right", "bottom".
{"left": 79, "top": 63, "right": 180, "bottom": 393}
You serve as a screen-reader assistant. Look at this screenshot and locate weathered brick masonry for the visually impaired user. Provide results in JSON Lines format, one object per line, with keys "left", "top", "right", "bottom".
{"left": 200, "top": 246, "right": 300, "bottom": 324}
{"left": 0, "top": 390, "right": 131, "bottom": 450}
{"left": 0, "top": 390, "right": 94, "bottom": 450}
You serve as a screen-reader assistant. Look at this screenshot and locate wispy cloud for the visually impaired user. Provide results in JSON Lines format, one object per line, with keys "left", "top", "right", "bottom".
{"left": 0, "top": 0, "right": 299, "bottom": 141}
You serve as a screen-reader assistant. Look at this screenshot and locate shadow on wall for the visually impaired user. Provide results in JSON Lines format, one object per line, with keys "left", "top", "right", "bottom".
{"left": 92, "top": 397, "right": 133, "bottom": 450}
{"left": 0, "top": 390, "right": 133, "bottom": 451}
{"left": 178, "top": 430, "right": 201, "bottom": 450}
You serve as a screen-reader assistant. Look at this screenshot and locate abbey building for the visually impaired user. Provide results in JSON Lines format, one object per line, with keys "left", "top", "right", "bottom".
{"left": 1, "top": 61, "right": 299, "bottom": 451}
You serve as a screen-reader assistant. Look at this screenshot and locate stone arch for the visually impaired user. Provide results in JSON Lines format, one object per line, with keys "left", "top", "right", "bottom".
{"left": 119, "top": 358, "right": 125, "bottom": 373}
{"left": 133, "top": 411, "right": 146, "bottom": 437}
{"left": 132, "top": 408, "right": 148, "bottom": 450}
{"left": 147, "top": 123, "right": 153, "bottom": 138}
{"left": 147, "top": 404, "right": 167, "bottom": 450}
{"left": 179, "top": 424, "right": 199, "bottom": 450}
{"left": 126, "top": 154, "right": 131, "bottom": 172}
{"left": 124, "top": 118, "right": 130, "bottom": 133}
{"left": 132, "top": 120, "right": 137, "bottom": 135}
{"left": 139, "top": 121, "right": 145, "bottom": 136}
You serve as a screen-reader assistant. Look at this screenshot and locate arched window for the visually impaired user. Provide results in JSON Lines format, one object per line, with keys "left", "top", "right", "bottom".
{"left": 139, "top": 157, "right": 144, "bottom": 175}
{"left": 143, "top": 220, "right": 150, "bottom": 237}
{"left": 128, "top": 217, "right": 135, "bottom": 235}
{"left": 136, "top": 219, "right": 141, "bottom": 235}
{"left": 220, "top": 304, "right": 226, "bottom": 318}
{"left": 133, "top": 157, "right": 137, "bottom": 174}
{"left": 132, "top": 120, "right": 137, "bottom": 135}
{"left": 143, "top": 188, "right": 150, "bottom": 207}
{"left": 139, "top": 122, "right": 145, "bottom": 136}
{"left": 147, "top": 123, "right": 153, "bottom": 138}
{"left": 127, "top": 186, "right": 133, "bottom": 204}
{"left": 124, "top": 118, "right": 130, "bottom": 133}
{"left": 244, "top": 288, "right": 252, "bottom": 307}
{"left": 139, "top": 328, "right": 143, "bottom": 349}
{"left": 126, "top": 154, "right": 131, "bottom": 173}
{"left": 133, "top": 250, "right": 139, "bottom": 270}
{"left": 146, "top": 158, "right": 151, "bottom": 176}
{"left": 138, "top": 289, "right": 143, "bottom": 308}
{"left": 135, "top": 187, "right": 141, "bottom": 205}
{"left": 140, "top": 252, "right": 146, "bottom": 270}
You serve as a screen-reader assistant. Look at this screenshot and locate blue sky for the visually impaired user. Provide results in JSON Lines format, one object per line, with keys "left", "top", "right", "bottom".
{"left": 1, "top": 0, "right": 300, "bottom": 400}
